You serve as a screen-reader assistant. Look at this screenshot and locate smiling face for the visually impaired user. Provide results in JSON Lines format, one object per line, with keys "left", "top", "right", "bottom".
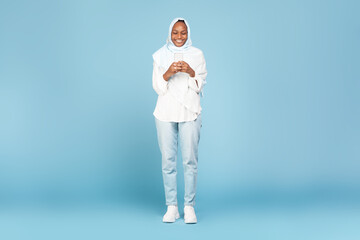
{"left": 171, "top": 21, "right": 188, "bottom": 47}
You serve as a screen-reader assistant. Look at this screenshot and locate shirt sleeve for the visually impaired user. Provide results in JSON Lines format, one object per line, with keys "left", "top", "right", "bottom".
{"left": 188, "top": 53, "right": 207, "bottom": 95}
{"left": 152, "top": 61, "right": 168, "bottom": 96}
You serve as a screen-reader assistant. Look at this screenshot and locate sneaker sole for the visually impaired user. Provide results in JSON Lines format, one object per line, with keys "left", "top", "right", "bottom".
{"left": 184, "top": 219, "right": 197, "bottom": 224}
{"left": 163, "top": 213, "right": 180, "bottom": 223}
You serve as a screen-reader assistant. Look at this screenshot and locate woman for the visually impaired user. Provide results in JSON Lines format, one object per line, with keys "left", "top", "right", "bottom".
{"left": 152, "top": 17, "right": 207, "bottom": 224}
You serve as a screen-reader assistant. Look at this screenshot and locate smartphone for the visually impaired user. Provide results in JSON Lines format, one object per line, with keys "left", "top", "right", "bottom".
{"left": 174, "top": 53, "right": 183, "bottom": 62}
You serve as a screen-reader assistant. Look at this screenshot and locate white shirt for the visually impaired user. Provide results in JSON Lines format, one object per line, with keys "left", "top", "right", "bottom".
{"left": 152, "top": 50, "right": 207, "bottom": 122}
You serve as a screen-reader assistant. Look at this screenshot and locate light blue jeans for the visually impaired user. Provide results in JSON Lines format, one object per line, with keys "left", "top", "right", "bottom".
{"left": 155, "top": 115, "right": 202, "bottom": 207}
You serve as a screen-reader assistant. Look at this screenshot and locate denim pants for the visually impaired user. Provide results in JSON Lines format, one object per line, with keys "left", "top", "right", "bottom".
{"left": 155, "top": 115, "right": 202, "bottom": 207}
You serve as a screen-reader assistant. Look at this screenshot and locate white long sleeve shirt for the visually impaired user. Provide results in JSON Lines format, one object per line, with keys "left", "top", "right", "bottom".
{"left": 152, "top": 52, "right": 207, "bottom": 122}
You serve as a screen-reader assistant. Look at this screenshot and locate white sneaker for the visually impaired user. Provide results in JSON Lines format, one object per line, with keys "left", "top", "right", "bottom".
{"left": 163, "top": 205, "right": 180, "bottom": 223}
{"left": 184, "top": 205, "right": 197, "bottom": 224}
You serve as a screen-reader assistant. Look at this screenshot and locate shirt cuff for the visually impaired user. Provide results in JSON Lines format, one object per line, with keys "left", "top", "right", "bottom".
{"left": 188, "top": 75, "right": 202, "bottom": 93}
{"left": 158, "top": 75, "right": 169, "bottom": 92}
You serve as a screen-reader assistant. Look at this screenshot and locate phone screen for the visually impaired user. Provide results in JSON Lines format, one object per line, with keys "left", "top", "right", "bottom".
{"left": 174, "top": 53, "right": 183, "bottom": 62}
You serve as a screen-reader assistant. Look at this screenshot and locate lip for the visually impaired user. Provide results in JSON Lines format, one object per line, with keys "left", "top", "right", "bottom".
{"left": 175, "top": 40, "right": 185, "bottom": 45}
{"left": 173, "top": 38, "right": 186, "bottom": 46}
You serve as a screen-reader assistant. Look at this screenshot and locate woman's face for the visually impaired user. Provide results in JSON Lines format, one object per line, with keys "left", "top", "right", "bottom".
{"left": 171, "top": 22, "right": 188, "bottom": 47}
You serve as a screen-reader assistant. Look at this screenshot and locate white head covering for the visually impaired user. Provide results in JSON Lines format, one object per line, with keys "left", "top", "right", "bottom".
{"left": 166, "top": 17, "right": 192, "bottom": 53}
{"left": 153, "top": 17, "right": 200, "bottom": 70}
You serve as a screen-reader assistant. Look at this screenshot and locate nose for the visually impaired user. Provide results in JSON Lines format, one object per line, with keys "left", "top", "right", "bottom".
{"left": 176, "top": 33, "right": 182, "bottom": 39}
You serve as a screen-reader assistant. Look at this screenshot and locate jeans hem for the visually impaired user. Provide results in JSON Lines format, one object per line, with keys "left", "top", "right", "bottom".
{"left": 184, "top": 203, "right": 195, "bottom": 207}
{"left": 166, "top": 203, "right": 178, "bottom": 206}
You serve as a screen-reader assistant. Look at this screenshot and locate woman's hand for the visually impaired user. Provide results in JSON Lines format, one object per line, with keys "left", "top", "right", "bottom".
{"left": 178, "top": 61, "right": 195, "bottom": 77}
{"left": 163, "top": 61, "right": 195, "bottom": 81}
{"left": 163, "top": 62, "right": 180, "bottom": 81}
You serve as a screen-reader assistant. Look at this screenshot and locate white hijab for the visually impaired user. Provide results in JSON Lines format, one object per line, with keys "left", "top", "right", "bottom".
{"left": 166, "top": 17, "right": 192, "bottom": 53}
{"left": 153, "top": 17, "right": 202, "bottom": 71}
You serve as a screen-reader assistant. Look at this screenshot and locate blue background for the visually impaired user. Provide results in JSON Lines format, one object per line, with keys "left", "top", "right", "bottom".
{"left": 0, "top": 0, "right": 359, "bottom": 239}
